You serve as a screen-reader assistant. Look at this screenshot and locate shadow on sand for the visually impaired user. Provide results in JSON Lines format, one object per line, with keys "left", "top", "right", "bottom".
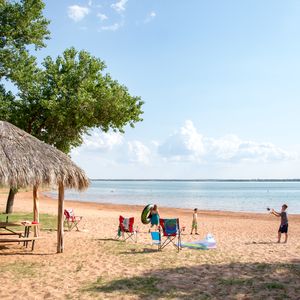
{"left": 83, "top": 261, "right": 300, "bottom": 299}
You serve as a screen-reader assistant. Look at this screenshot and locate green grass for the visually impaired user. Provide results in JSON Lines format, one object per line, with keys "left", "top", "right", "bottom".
{"left": 218, "top": 278, "right": 253, "bottom": 286}
{"left": 1, "top": 261, "right": 42, "bottom": 279}
{"left": 0, "top": 212, "right": 57, "bottom": 230}
{"left": 84, "top": 276, "right": 162, "bottom": 297}
{"left": 264, "top": 282, "right": 285, "bottom": 290}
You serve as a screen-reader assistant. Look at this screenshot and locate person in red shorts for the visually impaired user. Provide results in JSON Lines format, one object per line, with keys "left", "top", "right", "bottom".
{"left": 271, "top": 204, "right": 288, "bottom": 243}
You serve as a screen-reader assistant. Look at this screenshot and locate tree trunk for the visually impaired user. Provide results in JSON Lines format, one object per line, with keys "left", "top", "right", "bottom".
{"left": 5, "top": 187, "right": 18, "bottom": 214}
{"left": 33, "top": 185, "right": 39, "bottom": 237}
{"left": 57, "top": 183, "right": 64, "bottom": 253}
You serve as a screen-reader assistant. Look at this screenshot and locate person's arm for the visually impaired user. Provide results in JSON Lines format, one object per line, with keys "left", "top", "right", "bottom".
{"left": 271, "top": 209, "right": 280, "bottom": 217}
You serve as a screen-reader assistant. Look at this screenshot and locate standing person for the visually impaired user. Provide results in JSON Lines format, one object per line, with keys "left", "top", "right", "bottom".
{"left": 190, "top": 208, "right": 199, "bottom": 235}
{"left": 149, "top": 204, "right": 160, "bottom": 232}
{"left": 271, "top": 204, "right": 288, "bottom": 243}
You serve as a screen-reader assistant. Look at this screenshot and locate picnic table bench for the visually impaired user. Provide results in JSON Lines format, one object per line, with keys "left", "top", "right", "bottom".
{"left": 0, "top": 237, "right": 40, "bottom": 250}
{"left": 0, "top": 230, "right": 24, "bottom": 237}
{"left": 0, "top": 221, "right": 40, "bottom": 251}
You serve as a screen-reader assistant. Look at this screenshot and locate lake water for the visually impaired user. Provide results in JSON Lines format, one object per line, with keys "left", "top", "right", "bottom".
{"left": 48, "top": 180, "right": 300, "bottom": 214}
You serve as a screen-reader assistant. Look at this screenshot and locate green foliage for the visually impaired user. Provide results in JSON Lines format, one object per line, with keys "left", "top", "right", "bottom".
{"left": 0, "top": 1, "right": 144, "bottom": 154}
{"left": 0, "top": 0, "right": 50, "bottom": 79}
{"left": 8, "top": 47, "right": 144, "bottom": 153}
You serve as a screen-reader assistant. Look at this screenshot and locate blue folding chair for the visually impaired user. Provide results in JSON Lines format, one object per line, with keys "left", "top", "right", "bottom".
{"left": 150, "top": 218, "right": 181, "bottom": 251}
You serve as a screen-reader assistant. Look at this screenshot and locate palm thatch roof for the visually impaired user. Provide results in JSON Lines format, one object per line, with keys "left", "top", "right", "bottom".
{"left": 0, "top": 121, "right": 89, "bottom": 190}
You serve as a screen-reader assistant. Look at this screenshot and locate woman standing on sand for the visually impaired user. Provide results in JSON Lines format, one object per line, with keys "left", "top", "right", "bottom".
{"left": 149, "top": 204, "right": 160, "bottom": 231}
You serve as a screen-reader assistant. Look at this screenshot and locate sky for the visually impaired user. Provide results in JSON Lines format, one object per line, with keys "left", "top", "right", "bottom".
{"left": 35, "top": 0, "right": 300, "bottom": 179}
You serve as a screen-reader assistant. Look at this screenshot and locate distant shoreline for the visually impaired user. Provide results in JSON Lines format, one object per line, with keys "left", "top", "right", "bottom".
{"left": 90, "top": 179, "right": 300, "bottom": 182}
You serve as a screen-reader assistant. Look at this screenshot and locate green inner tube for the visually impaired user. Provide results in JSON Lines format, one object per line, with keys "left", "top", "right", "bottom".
{"left": 141, "top": 204, "right": 154, "bottom": 224}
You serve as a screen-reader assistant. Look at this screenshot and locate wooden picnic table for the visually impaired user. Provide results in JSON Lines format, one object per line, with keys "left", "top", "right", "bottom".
{"left": 0, "top": 222, "right": 40, "bottom": 250}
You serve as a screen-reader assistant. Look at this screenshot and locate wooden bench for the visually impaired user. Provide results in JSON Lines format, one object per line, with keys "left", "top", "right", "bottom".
{"left": 0, "top": 237, "right": 40, "bottom": 250}
{"left": 0, "top": 231, "right": 24, "bottom": 237}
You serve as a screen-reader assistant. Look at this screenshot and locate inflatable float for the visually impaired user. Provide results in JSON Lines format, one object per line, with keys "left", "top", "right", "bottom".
{"left": 141, "top": 204, "right": 154, "bottom": 224}
{"left": 181, "top": 234, "right": 217, "bottom": 250}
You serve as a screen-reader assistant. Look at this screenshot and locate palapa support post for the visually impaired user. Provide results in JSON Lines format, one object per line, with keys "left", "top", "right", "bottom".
{"left": 33, "top": 185, "right": 39, "bottom": 237}
{"left": 57, "top": 183, "right": 65, "bottom": 253}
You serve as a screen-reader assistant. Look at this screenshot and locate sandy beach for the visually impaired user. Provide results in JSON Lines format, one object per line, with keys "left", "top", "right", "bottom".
{"left": 0, "top": 190, "right": 300, "bottom": 299}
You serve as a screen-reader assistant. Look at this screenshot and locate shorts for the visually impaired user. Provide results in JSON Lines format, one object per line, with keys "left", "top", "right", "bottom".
{"left": 192, "top": 221, "right": 198, "bottom": 229}
{"left": 151, "top": 214, "right": 159, "bottom": 226}
{"left": 278, "top": 224, "right": 288, "bottom": 233}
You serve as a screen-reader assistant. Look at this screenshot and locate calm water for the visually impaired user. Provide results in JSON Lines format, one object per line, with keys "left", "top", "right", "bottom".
{"left": 48, "top": 180, "right": 300, "bottom": 213}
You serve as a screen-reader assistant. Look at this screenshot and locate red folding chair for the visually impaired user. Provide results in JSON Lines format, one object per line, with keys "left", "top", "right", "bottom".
{"left": 116, "top": 216, "right": 137, "bottom": 242}
{"left": 64, "top": 209, "right": 83, "bottom": 231}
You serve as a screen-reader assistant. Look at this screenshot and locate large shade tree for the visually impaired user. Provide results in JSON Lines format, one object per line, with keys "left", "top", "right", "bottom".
{"left": 0, "top": 0, "right": 144, "bottom": 212}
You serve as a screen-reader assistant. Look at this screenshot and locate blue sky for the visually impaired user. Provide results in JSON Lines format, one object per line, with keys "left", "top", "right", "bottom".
{"left": 36, "top": 0, "right": 300, "bottom": 179}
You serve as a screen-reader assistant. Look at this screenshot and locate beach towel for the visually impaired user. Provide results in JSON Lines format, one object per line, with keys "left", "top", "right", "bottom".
{"left": 181, "top": 233, "right": 217, "bottom": 250}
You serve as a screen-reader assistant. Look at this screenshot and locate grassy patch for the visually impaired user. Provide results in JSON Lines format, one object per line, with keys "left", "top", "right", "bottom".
{"left": 286, "top": 264, "right": 300, "bottom": 277}
{"left": 264, "top": 282, "right": 285, "bottom": 290}
{"left": 84, "top": 276, "right": 162, "bottom": 297}
{"left": 218, "top": 278, "right": 253, "bottom": 286}
{"left": 0, "top": 212, "right": 57, "bottom": 230}
{"left": 1, "top": 261, "right": 41, "bottom": 279}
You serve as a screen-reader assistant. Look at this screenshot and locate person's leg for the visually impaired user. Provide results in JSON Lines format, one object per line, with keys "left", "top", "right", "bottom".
{"left": 191, "top": 223, "right": 194, "bottom": 234}
{"left": 277, "top": 231, "right": 281, "bottom": 243}
{"left": 195, "top": 224, "right": 199, "bottom": 235}
{"left": 284, "top": 233, "right": 288, "bottom": 243}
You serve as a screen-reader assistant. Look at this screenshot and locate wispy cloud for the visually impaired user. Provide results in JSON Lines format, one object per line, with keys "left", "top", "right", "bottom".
{"left": 68, "top": 5, "right": 90, "bottom": 22}
{"left": 100, "top": 22, "right": 123, "bottom": 31}
{"left": 97, "top": 13, "right": 108, "bottom": 21}
{"left": 144, "top": 11, "right": 156, "bottom": 23}
{"left": 111, "top": 0, "right": 128, "bottom": 13}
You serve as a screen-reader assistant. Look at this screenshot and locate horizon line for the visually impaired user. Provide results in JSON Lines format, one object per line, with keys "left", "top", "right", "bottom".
{"left": 89, "top": 178, "right": 300, "bottom": 182}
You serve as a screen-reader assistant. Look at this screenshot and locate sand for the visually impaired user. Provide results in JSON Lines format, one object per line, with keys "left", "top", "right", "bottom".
{"left": 0, "top": 189, "right": 299, "bottom": 299}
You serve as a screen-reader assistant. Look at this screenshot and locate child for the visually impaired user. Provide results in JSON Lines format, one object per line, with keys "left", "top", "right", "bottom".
{"left": 190, "top": 208, "right": 199, "bottom": 235}
{"left": 149, "top": 204, "right": 160, "bottom": 231}
{"left": 271, "top": 204, "right": 288, "bottom": 243}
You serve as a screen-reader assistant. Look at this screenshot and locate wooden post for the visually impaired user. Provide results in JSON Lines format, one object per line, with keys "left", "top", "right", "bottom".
{"left": 33, "top": 185, "right": 39, "bottom": 237}
{"left": 57, "top": 183, "right": 64, "bottom": 253}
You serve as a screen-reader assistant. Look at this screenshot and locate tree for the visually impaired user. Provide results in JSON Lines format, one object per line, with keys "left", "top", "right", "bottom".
{"left": 0, "top": 0, "right": 50, "bottom": 213}
{"left": 0, "top": 1, "right": 144, "bottom": 213}
{"left": 8, "top": 47, "right": 144, "bottom": 154}
{"left": 0, "top": 0, "right": 50, "bottom": 78}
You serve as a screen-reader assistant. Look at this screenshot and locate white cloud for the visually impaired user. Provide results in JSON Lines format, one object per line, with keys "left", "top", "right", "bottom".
{"left": 144, "top": 11, "right": 156, "bottom": 23}
{"left": 100, "top": 22, "right": 123, "bottom": 31}
{"left": 158, "top": 120, "right": 205, "bottom": 161}
{"left": 97, "top": 13, "right": 108, "bottom": 21}
{"left": 80, "top": 131, "right": 124, "bottom": 152}
{"left": 68, "top": 5, "right": 90, "bottom": 22}
{"left": 71, "top": 121, "right": 299, "bottom": 179}
{"left": 127, "top": 141, "right": 151, "bottom": 165}
{"left": 206, "top": 135, "right": 294, "bottom": 163}
{"left": 111, "top": 0, "right": 128, "bottom": 13}
{"left": 158, "top": 120, "right": 296, "bottom": 164}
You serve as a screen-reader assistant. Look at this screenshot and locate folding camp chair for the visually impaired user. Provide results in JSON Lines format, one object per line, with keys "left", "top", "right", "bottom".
{"left": 150, "top": 231, "right": 161, "bottom": 250}
{"left": 116, "top": 216, "right": 137, "bottom": 242}
{"left": 64, "top": 209, "right": 83, "bottom": 231}
{"left": 159, "top": 218, "right": 181, "bottom": 251}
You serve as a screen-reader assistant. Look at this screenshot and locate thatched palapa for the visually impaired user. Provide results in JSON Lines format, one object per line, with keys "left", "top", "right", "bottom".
{"left": 0, "top": 121, "right": 90, "bottom": 253}
{"left": 0, "top": 121, "right": 89, "bottom": 190}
